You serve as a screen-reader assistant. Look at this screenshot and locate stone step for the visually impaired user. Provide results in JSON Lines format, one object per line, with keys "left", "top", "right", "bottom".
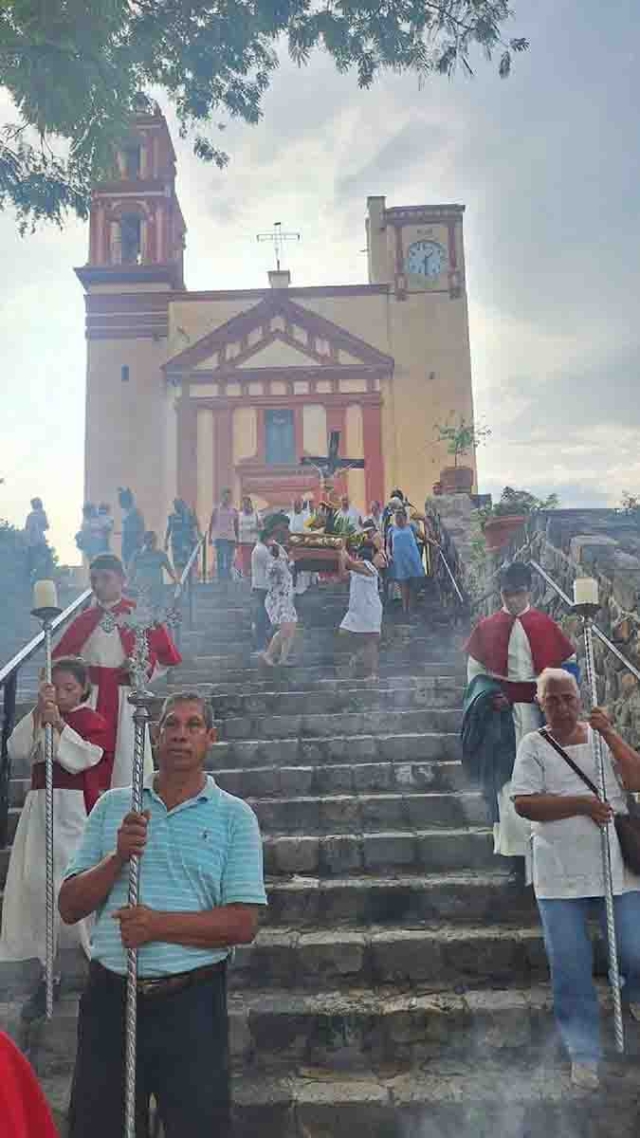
{"left": 171, "top": 661, "right": 464, "bottom": 690}
{"left": 218, "top": 708, "right": 462, "bottom": 742}
{"left": 4, "top": 735, "right": 463, "bottom": 788}
{"left": 210, "top": 680, "right": 464, "bottom": 719}
{"left": 248, "top": 792, "right": 489, "bottom": 835}
{"left": 36, "top": 1058, "right": 640, "bottom": 1138}
{"left": 3, "top": 791, "right": 487, "bottom": 846}
{"left": 264, "top": 871, "right": 536, "bottom": 927}
{"left": 263, "top": 826, "right": 494, "bottom": 877}
{"left": 231, "top": 922, "right": 547, "bottom": 991}
{"left": 25, "top": 984, "right": 640, "bottom": 1083}
{"left": 178, "top": 669, "right": 465, "bottom": 696}
{"left": 208, "top": 732, "right": 463, "bottom": 771}
{"left": 9, "top": 756, "right": 469, "bottom": 813}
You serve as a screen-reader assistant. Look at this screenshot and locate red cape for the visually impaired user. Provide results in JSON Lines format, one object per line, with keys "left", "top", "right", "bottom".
{"left": 53, "top": 597, "right": 182, "bottom": 672}
{"left": 0, "top": 1031, "right": 58, "bottom": 1137}
{"left": 465, "top": 607, "right": 575, "bottom": 686}
{"left": 31, "top": 706, "right": 111, "bottom": 813}
{"left": 53, "top": 597, "right": 181, "bottom": 778}
{"left": 65, "top": 705, "right": 112, "bottom": 812}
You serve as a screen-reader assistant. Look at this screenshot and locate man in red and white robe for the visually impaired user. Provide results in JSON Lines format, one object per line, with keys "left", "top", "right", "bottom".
{"left": 53, "top": 554, "right": 181, "bottom": 789}
{"left": 464, "top": 562, "right": 576, "bottom": 861}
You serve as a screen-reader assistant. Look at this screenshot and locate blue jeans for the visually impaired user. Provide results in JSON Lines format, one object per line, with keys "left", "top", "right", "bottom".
{"left": 215, "top": 539, "right": 235, "bottom": 580}
{"left": 537, "top": 892, "right": 640, "bottom": 1062}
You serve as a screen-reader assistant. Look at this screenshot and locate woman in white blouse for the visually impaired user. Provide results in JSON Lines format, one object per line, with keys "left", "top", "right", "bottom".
{"left": 512, "top": 667, "right": 640, "bottom": 1090}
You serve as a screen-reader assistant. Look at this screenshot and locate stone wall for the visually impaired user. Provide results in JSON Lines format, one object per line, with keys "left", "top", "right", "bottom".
{"left": 472, "top": 508, "right": 640, "bottom": 747}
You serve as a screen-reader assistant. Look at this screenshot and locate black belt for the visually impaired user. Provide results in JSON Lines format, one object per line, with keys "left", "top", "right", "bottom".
{"left": 89, "top": 959, "right": 227, "bottom": 999}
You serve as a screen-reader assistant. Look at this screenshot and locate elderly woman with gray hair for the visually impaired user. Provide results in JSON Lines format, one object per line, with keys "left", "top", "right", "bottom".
{"left": 512, "top": 667, "right": 640, "bottom": 1091}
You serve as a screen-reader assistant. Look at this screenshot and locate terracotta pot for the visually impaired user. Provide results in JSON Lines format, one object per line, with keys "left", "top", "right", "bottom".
{"left": 482, "top": 514, "right": 527, "bottom": 553}
{"left": 439, "top": 465, "right": 474, "bottom": 494}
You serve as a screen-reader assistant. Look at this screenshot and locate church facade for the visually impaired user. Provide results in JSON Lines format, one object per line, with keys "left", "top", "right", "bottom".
{"left": 77, "top": 106, "right": 475, "bottom": 535}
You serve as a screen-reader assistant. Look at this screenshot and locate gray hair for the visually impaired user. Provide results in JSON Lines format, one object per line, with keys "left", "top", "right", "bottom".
{"left": 159, "top": 691, "right": 214, "bottom": 730}
{"left": 536, "top": 668, "right": 580, "bottom": 701}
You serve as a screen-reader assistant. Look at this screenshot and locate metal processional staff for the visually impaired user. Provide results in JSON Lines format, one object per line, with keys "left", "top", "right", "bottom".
{"left": 123, "top": 614, "right": 155, "bottom": 1137}
{"left": 572, "top": 576, "right": 624, "bottom": 1053}
{"left": 31, "top": 580, "right": 63, "bottom": 1020}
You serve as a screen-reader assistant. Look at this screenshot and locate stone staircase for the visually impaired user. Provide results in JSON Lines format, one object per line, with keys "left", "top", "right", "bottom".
{"left": 1, "top": 581, "right": 639, "bottom": 1136}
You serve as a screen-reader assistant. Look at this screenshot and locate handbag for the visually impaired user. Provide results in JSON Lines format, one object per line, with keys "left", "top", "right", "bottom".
{"left": 539, "top": 727, "right": 640, "bottom": 876}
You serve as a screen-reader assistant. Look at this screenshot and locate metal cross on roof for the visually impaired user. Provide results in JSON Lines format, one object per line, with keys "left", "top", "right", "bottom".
{"left": 256, "top": 221, "right": 301, "bottom": 271}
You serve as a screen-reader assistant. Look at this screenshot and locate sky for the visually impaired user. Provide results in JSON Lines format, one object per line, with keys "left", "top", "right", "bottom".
{"left": 1, "top": 0, "right": 639, "bottom": 562}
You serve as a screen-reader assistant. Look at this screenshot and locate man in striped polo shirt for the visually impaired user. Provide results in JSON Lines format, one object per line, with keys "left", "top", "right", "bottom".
{"left": 59, "top": 691, "right": 267, "bottom": 1137}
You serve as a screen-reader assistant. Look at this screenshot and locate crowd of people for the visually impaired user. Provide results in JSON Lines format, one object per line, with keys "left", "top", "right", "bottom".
{"left": 11, "top": 487, "right": 640, "bottom": 1124}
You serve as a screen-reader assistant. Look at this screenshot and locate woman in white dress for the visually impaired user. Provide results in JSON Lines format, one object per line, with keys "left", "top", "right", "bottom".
{"left": 0, "top": 656, "right": 109, "bottom": 1020}
{"left": 261, "top": 542, "right": 298, "bottom": 666}
{"left": 338, "top": 542, "right": 387, "bottom": 678}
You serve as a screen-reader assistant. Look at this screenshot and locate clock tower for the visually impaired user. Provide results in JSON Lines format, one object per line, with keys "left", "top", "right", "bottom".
{"left": 365, "top": 196, "right": 475, "bottom": 494}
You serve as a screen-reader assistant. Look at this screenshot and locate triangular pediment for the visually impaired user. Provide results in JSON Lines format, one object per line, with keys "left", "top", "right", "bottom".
{"left": 164, "top": 291, "right": 394, "bottom": 376}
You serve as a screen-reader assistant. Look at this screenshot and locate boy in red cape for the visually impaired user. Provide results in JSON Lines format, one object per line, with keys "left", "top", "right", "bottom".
{"left": 0, "top": 1031, "right": 58, "bottom": 1137}
{"left": 463, "top": 562, "right": 576, "bottom": 873}
{"left": 53, "top": 554, "right": 181, "bottom": 791}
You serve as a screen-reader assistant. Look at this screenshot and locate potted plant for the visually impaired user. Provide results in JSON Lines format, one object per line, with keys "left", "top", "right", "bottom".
{"left": 478, "top": 487, "right": 559, "bottom": 552}
{"left": 434, "top": 415, "right": 491, "bottom": 494}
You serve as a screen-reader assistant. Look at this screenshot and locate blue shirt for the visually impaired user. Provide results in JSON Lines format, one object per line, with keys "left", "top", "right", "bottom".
{"left": 63, "top": 775, "right": 267, "bottom": 977}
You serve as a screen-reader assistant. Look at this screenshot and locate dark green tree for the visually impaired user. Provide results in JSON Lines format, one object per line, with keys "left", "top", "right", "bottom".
{"left": 0, "top": 0, "right": 528, "bottom": 230}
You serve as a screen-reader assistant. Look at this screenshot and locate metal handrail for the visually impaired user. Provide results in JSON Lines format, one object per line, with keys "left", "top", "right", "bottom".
{"left": 0, "top": 587, "right": 93, "bottom": 690}
{"left": 171, "top": 534, "right": 207, "bottom": 645}
{"left": 0, "top": 586, "right": 93, "bottom": 847}
{"left": 529, "top": 557, "right": 640, "bottom": 684}
{"left": 438, "top": 548, "right": 466, "bottom": 606}
{"left": 172, "top": 533, "right": 206, "bottom": 603}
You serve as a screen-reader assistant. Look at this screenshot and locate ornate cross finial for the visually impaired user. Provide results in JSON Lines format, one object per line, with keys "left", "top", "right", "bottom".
{"left": 257, "top": 221, "right": 300, "bottom": 272}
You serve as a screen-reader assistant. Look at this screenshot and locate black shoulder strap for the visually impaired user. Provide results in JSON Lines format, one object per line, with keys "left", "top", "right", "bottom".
{"left": 538, "top": 728, "right": 600, "bottom": 798}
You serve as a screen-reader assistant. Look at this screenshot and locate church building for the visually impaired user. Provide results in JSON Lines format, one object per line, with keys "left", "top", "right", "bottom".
{"left": 76, "top": 106, "right": 475, "bottom": 535}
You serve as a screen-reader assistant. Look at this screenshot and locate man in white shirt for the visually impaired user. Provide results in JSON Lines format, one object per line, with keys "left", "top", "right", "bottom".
{"left": 512, "top": 669, "right": 640, "bottom": 1090}
{"left": 336, "top": 494, "right": 362, "bottom": 532}
{"left": 250, "top": 529, "right": 272, "bottom": 650}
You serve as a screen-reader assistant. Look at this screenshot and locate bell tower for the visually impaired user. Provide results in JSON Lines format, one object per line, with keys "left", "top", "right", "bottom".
{"left": 75, "top": 104, "right": 187, "bottom": 551}
{"left": 79, "top": 103, "right": 186, "bottom": 290}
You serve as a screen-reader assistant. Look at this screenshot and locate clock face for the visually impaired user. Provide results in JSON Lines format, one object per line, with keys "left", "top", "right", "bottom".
{"left": 406, "top": 240, "right": 446, "bottom": 280}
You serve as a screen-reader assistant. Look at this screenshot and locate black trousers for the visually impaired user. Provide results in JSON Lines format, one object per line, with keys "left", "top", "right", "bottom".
{"left": 68, "top": 963, "right": 231, "bottom": 1138}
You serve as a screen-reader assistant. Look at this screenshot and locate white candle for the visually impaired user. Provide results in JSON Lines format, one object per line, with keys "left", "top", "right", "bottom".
{"left": 573, "top": 578, "right": 599, "bottom": 606}
{"left": 33, "top": 580, "right": 58, "bottom": 611}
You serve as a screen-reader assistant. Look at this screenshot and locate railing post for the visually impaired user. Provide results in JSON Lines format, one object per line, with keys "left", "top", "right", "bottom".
{"left": 188, "top": 562, "right": 195, "bottom": 630}
{"left": 0, "top": 668, "right": 18, "bottom": 849}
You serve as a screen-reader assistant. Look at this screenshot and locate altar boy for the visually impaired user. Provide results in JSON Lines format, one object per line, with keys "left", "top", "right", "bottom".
{"left": 53, "top": 554, "right": 181, "bottom": 790}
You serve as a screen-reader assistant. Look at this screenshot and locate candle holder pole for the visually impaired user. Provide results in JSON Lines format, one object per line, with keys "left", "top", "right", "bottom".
{"left": 31, "top": 602, "right": 62, "bottom": 1021}
{"left": 123, "top": 622, "right": 154, "bottom": 1138}
{"left": 573, "top": 599, "right": 624, "bottom": 1054}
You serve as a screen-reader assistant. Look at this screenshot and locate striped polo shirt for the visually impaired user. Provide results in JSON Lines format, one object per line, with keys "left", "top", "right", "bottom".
{"left": 63, "top": 774, "right": 267, "bottom": 977}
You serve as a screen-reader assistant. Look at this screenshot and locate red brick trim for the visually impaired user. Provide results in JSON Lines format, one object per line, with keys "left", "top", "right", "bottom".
{"left": 188, "top": 364, "right": 388, "bottom": 385}
{"left": 187, "top": 393, "right": 382, "bottom": 412}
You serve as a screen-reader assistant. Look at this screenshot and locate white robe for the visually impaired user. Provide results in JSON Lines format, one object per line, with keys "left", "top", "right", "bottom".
{"left": 82, "top": 618, "right": 156, "bottom": 788}
{"left": 287, "top": 511, "right": 313, "bottom": 595}
{"left": 0, "top": 707, "right": 103, "bottom": 964}
{"left": 468, "top": 612, "right": 540, "bottom": 860}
